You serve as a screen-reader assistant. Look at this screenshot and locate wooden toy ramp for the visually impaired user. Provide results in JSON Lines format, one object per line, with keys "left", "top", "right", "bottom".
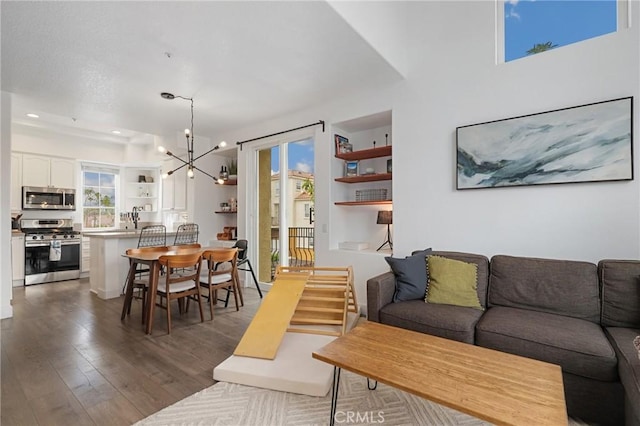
{"left": 278, "top": 266, "right": 357, "bottom": 338}
{"left": 233, "top": 271, "right": 309, "bottom": 360}
{"left": 233, "top": 266, "right": 357, "bottom": 360}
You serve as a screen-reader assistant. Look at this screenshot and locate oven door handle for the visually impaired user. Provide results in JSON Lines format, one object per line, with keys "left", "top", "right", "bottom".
{"left": 25, "top": 243, "right": 50, "bottom": 248}
{"left": 25, "top": 241, "right": 80, "bottom": 247}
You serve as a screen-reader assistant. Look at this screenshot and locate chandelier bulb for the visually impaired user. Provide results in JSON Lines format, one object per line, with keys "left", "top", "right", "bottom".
{"left": 187, "top": 168, "right": 194, "bottom": 178}
{"left": 158, "top": 146, "right": 166, "bottom": 153}
{"left": 219, "top": 141, "right": 227, "bottom": 148}
{"left": 161, "top": 173, "right": 169, "bottom": 179}
{"left": 185, "top": 128, "right": 190, "bottom": 135}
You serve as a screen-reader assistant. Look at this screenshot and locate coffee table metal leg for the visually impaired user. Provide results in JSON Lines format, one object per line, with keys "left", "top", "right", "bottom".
{"left": 367, "top": 378, "right": 378, "bottom": 390}
{"left": 329, "top": 366, "right": 341, "bottom": 426}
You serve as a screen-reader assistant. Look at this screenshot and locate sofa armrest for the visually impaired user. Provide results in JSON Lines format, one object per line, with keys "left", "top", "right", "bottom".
{"left": 367, "top": 271, "right": 396, "bottom": 322}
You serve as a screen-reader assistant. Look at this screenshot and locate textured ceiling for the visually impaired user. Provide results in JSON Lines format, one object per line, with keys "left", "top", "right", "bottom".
{"left": 1, "top": 1, "right": 402, "bottom": 143}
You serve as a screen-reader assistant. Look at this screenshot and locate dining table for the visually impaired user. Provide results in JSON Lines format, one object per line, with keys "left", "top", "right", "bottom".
{"left": 121, "top": 245, "right": 242, "bottom": 334}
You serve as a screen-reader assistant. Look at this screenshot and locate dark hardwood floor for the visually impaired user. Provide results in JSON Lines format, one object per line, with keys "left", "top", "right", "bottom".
{"left": 1, "top": 278, "right": 262, "bottom": 425}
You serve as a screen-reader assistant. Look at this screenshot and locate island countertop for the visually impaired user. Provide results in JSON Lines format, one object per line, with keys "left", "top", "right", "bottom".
{"left": 83, "top": 230, "right": 180, "bottom": 239}
{"left": 84, "top": 229, "right": 181, "bottom": 299}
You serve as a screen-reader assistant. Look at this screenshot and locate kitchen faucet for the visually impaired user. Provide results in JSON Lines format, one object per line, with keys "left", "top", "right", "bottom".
{"left": 132, "top": 207, "right": 139, "bottom": 230}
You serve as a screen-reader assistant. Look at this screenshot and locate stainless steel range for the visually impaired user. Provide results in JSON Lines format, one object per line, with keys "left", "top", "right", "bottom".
{"left": 21, "top": 219, "right": 81, "bottom": 285}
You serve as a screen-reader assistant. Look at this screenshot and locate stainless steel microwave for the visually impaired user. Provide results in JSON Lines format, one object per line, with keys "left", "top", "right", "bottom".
{"left": 22, "top": 186, "right": 76, "bottom": 210}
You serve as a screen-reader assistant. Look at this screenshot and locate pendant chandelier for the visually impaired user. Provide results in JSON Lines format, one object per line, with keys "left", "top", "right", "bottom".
{"left": 158, "top": 92, "right": 227, "bottom": 180}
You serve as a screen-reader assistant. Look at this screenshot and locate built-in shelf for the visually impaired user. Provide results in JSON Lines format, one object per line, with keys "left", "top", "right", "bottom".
{"left": 128, "top": 196, "right": 158, "bottom": 199}
{"left": 334, "top": 200, "right": 392, "bottom": 206}
{"left": 215, "top": 179, "right": 237, "bottom": 186}
{"left": 214, "top": 210, "right": 238, "bottom": 214}
{"left": 335, "top": 173, "right": 391, "bottom": 183}
{"left": 335, "top": 145, "right": 391, "bottom": 161}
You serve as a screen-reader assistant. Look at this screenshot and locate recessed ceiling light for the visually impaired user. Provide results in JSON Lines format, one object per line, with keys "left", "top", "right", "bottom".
{"left": 111, "top": 130, "right": 121, "bottom": 135}
{"left": 26, "top": 113, "right": 39, "bottom": 118}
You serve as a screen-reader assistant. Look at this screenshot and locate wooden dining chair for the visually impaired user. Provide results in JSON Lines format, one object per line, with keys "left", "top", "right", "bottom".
{"left": 166, "top": 243, "right": 201, "bottom": 275}
{"left": 122, "top": 246, "right": 169, "bottom": 323}
{"left": 155, "top": 252, "right": 204, "bottom": 334}
{"left": 200, "top": 248, "right": 240, "bottom": 320}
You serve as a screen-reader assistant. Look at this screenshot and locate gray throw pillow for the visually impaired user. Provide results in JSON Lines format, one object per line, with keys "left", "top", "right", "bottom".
{"left": 385, "top": 248, "right": 433, "bottom": 302}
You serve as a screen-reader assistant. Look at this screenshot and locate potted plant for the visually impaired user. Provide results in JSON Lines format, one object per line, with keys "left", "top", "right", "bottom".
{"left": 227, "top": 158, "right": 238, "bottom": 180}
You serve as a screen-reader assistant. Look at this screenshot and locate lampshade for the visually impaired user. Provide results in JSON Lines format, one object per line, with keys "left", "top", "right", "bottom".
{"left": 376, "top": 211, "right": 392, "bottom": 225}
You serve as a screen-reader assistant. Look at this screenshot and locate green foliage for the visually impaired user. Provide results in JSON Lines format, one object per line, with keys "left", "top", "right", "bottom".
{"left": 526, "top": 41, "right": 558, "bottom": 55}
{"left": 84, "top": 188, "right": 113, "bottom": 207}
{"left": 301, "top": 178, "right": 314, "bottom": 202}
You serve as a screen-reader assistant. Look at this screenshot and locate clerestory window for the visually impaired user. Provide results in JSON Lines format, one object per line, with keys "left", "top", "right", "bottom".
{"left": 501, "top": 0, "right": 621, "bottom": 63}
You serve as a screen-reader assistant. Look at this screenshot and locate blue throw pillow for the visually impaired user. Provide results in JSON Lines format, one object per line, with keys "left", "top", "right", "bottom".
{"left": 385, "top": 248, "right": 432, "bottom": 302}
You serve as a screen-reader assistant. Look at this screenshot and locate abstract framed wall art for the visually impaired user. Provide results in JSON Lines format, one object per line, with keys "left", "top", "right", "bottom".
{"left": 456, "top": 97, "right": 633, "bottom": 190}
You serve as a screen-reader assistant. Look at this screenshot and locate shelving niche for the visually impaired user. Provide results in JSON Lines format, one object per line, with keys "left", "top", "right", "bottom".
{"left": 123, "top": 167, "right": 160, "bottom": 214}
{"left": 212, "top": 151, "right": 239, "bottom": 240}
{"left": 331, "top": 110, "right": 393, "bottom": 251}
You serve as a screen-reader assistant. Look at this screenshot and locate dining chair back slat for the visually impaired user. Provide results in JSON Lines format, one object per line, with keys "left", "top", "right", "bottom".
{"left": 174, "top": 223, "right": 199, "bottom": 245}
{"left": 200, "top": 248, "right": 240, "bottom": 319}
{"left": 154, "top": 251, "right": 204, "bottom": 334}
{"left": 138, "top": 225, "right": 167, "bottom": 248}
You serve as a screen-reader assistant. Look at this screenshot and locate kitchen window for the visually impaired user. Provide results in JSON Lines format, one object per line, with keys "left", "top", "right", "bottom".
{"left": 82, "top": 165, "right": 119, "bottom": 229}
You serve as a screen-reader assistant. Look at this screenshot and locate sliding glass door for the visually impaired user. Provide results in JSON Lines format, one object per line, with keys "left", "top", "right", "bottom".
{"left": 255, "top": 137, "right": 314, "bottom": 284}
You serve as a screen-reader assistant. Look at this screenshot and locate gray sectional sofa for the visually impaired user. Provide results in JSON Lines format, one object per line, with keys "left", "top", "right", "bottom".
{"left": 367, "top": 251, "right": 640, "bottom": 426}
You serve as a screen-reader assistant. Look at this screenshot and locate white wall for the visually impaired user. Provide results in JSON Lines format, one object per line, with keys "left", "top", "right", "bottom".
{"left": 193, "top": 1, "right": 639, "bottom": 309}
{"left": 13, "top": 124, "right": 127, "bottom": 163}
{"left": 1, "top": 92, "right": 14, "bottom": 319}
{"left": 390, "top": 1, "right": 640, "bottom": 262}
{"left": 327, "top": 1, "right": 409, "bottom": 77}
{"left": 203, "top": 84, "right": 398, "bottom": 305}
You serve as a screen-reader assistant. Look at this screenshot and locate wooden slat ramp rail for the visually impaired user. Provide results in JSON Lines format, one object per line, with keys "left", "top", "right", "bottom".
{"left": 233, "top": 271, "right": 309, "bottom": 360}
{"left": 233, "top": 266, "right": 358, "bottom": 360}
{"left": 277, "top": 266, "right": 357, "bottom": 337}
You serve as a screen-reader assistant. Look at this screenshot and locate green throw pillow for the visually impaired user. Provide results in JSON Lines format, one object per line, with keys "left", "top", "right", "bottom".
{"left": 425, "top": 255, "right": 483, "bottom": 310}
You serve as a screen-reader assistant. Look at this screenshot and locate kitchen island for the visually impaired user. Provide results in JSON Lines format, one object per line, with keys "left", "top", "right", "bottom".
{"left": 83, "top": 230, "right": 180, "bottom": 299}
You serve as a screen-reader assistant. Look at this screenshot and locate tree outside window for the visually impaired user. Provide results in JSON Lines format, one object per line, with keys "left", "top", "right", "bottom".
{"left": 504, "top": 0, "right": 617, "bottom": 62}
{"left": 83, "top": 171, "right": 116, "bottom": 229}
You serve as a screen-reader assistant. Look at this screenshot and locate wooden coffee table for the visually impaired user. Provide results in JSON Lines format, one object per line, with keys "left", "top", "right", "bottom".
{"left": 312, "top": 321, "right": 567, "bottom": 426}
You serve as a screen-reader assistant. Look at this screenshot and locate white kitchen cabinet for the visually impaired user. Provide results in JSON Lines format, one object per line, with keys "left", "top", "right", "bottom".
{"left": 81, "top": 236, "right": 91, "bottom": 275}
{"left": 11, "top": 153, "right": 22, "bottom": 211}
{"left": 21, "top": 154, "right": 76, "bottom": 188}
{"left": 11, "top": 234, "right": 25, "bottom": 286}
{"left": 22, "top": 154, "right": 50, "bottom": 187}
{"left": 161, "top": 159, "right": 187, "bottom": 211}
{"left": 50, "top": 158, "right": 76, "bottom": 188}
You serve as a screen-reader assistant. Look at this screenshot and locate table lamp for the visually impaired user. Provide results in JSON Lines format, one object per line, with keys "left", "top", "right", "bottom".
{"left": 376, "top": 210, "right": 393, "bottom": 251}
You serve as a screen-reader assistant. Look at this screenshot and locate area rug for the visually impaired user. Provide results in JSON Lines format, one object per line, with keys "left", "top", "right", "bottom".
{"left": 135, "top": 371, "right": 587, "bottom": 426}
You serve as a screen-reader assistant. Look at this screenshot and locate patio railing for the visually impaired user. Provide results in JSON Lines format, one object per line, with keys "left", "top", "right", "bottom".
{"left": 270, "top": 226, "right": 315, "bottom": 278}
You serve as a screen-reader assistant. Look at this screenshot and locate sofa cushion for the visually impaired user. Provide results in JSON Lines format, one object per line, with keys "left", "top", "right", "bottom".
{"left": 385, "top": 248, "right": 432, "bottom": 302}
{"left": 476, "top": 306, "right": 618, "bottom": 381}
{"left": 426, "top": 255, "right": 483, "bottom": 310}
{"left": 379, "top": 300, "right": 483, "bottom": 344}
{"left": 430, "top": 251, "right": 489, "bottom": 309}
{"left": 599, "top": 260, "right": 640, "bottom": 328}
{"left": 489, "top": 255, "right": 600, "bottom": 323}
{"left": 604, "top": 327, "right": 640, "bottom": 422}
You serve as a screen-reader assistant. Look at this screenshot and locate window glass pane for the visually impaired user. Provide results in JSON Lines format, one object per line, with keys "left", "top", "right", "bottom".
{"left": 100, "top": 173, "right": 115, "bottom": 187}
{"left": 84, "top": 171, "right": 100, "bottom": 186}
{"left": 505, "top": 0, "right": 617, "bottom": 62}
{"left": 84, "top": 187, "right": 100, "bottom": 206}
{"left": 83, "top": 169, "right": 118, "bottom": 229}
{"left": 99, "top": 188, "right": 115, "bottom": 207}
